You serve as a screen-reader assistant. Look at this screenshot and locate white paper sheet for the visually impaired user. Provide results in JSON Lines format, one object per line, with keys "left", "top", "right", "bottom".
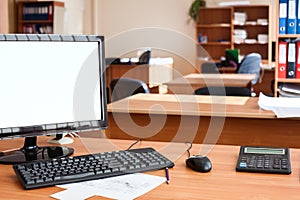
{"left": 258, "top": 93, "right": 300, "bottom": 118}
{"left": 50, "top": 173, "right": 166, "bottom": 200}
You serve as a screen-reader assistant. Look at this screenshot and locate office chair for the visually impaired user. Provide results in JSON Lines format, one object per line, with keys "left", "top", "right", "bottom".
{"left": 200, "top": 62, "right": 220, "bottom": 74}
{"left": 137, "top": 50, "right": 151, "bottom": 65}
{"left": 110, "top": 78, "right": 150, "bottom": 102}
{"left": 236, "top": 53, "right": 262, "bottom": 85}
{"left": 105, "top": 57, "right": 121, "bottom": 65}
{"left": 194, "top": 86, "right": 252, "bottom": 97}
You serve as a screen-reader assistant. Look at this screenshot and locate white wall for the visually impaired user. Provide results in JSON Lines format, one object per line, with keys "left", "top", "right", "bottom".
{"left": 62, "top": 0, "right": 85, "bottom": 34}
{"left": 0, "top": 0, "right": 9, "bottom": 33}
{"left": 92, "top": 0, "right": 275, "bottom": 76}
{"left": 95, "top": 0, "right": 197, "bottom": 76}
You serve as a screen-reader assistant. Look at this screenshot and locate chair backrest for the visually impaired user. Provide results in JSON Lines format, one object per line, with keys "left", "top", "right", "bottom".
{"left": 236, "top": 53, "right": 261, "bottom": 85}
{"left": 110, "top": 78, "right": 150, "bottom": 102}
{"left": 194, "top": 86, "right": 252, "bottom": 97}
{"left": 137, "top": 50, "right": 151, "bottom": 65}
{"left": 200, "top": 62, "right": 219, "bottom": 74}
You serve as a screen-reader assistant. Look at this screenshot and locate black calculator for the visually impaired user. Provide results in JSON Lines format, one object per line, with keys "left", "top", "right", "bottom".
{"left": 236, "top": 146, "right": 292, "bottom": 174}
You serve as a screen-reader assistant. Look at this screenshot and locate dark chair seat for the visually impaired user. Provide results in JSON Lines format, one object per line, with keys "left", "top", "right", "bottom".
{"left": 110, "top": 78, "right": 150, "bottom": 102}
{"left": 194, "top": 86, "right": 252, "bottom": 97}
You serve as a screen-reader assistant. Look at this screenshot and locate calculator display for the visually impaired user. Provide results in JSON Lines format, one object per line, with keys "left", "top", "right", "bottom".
{"left": 244, "top": 147, "right": 285, "bottom": 155}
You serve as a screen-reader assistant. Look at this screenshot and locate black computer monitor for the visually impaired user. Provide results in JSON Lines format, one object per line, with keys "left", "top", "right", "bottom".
{"left": 0, "top": 34, "right": 107, "bottom": 164}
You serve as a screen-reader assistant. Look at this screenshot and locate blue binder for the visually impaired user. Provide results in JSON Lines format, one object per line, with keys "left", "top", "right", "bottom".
{"left": 279, "top": 0, "right": 288, "bottom": 34}
{"left": 287, "top": 0, "right": 297, "bottom": 34}
{"left": 297, "top": 0, "right": 300, "bottom": 33}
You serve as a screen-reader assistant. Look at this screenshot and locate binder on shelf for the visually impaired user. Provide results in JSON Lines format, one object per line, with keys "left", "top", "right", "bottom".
{"left": 278, "top": 41, "right": 288, "bottom": 78}
{"left": 48, "top": 4, "right": 53, "bottom": 20}
{"left": 297, "top": 0, "right": 300, "bottom": 33}
{"left": 279, "top": 0, "right": 288, "bottom": 34}
{"left": 22, "top": 4, "right": 51, "bottom": 21}
{"left": 296, "top": 41, "right": 300, "bottom": 78}
{"left": 22, "top": 24, "right": 53, "bottom": 34}
{"left": 287, "top": 0, "right": 297, "bottom": 34}
{"left": 287, "top": 41, "right": 296, "bottom": 78}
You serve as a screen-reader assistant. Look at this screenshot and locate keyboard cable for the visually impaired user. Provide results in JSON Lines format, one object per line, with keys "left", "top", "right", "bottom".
{"left": 185, "top": 142, "right": 193, "bottom": 158}
{"left": 126, "top": 138, "right": 142, "bottom": 150}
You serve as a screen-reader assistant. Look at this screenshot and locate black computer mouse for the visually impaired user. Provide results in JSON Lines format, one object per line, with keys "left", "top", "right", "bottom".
{"left": 186, "top": 155, "right": 212, "bottom": 173}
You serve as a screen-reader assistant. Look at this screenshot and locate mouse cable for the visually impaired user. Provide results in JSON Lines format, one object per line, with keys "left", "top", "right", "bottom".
{"left": 185, "top": 142, "right": 193, "bottom": 158}
{"left": 126, "top": 138, "right": 142, "bottom": 150}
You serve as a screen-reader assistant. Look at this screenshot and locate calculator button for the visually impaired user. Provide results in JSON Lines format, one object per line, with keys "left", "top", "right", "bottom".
{"left": 273, "top": 165, "right": 280, "bottom": 169}
{"left": 248, "top": 164, "right": 254, "bottom": 168}
{"left": 282, "top": 159, "right": 288, "bottom": 164}
{"left": 239, "top": 162, "right": 247, "bottom": 168}
{"left": 241, "top": 157, "right": 247, "bottom": 161}
{"left": 281, "top": 165, "right": 288, "bottom": 169}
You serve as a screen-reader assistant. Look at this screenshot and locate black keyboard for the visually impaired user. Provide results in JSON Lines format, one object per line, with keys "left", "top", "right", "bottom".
{"left": 13, "top": 147, "right": 174, "bottom": 190}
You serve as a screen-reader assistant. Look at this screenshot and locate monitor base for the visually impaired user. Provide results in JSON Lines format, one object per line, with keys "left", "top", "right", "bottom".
{"left": 0, "top": 136, "right": 74, "bottom": 164}
{"left": 48, "top": 133, "right": 74, "bottom": 145}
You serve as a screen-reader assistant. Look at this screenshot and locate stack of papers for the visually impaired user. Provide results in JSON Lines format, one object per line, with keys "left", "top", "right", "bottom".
{"left": 278, "top": 83, "right": 300, "bottom": 98}
{"left": 234, "top": 29, "right": 247, "bottom": 43}
{"left": 258, "top": 93, "right": 300, "bottom": 118}
{"left": 257, "top": 19, "right": 268, "bottom": 25}
{"left": 257, "top": 34, "right": 268, "bottom": 44}
{"left": 234, "top": 12, "right": 247, "bottom": 25}
{"left": 50, "top": 173, "right": 166, "bottom": 200}
{"left": 244, "top": 39, "right": 257, "bottom": 44}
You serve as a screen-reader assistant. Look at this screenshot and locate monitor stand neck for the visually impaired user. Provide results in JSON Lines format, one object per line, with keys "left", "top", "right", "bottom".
{"left": 0, "top": 136, "right": 74, "bottom": 164}
{"left": 22, "top": 136, "right": 39, "bottom": 152}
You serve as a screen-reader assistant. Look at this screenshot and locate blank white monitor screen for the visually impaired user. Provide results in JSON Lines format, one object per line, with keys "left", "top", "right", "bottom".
{"left": 0, "top": 40, "right": 103, "bottom": 131}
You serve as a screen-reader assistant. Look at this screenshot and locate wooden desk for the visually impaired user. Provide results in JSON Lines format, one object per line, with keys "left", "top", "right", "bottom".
{"left": 106, "top": 63, "right": 173, "bottom": 96}
{"left": 106, "top": 62, "right": 173, "bottom": 87}
{"left": 1, "top": 137, "right": 300, "bottom": 199}
{"left": 253, "top": 68, "right": 275, "bottom": 96}
{"left": 107, "top": 94, "right": 300, "bottom": 148}
{"left": 164, "top": 73, "right": 256, "bottom": 94}
{"left": 106, "top": 64, "right": 149, "bottom": 86}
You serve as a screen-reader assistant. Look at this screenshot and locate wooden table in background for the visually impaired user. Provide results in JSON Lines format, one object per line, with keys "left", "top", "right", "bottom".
{"left": 164, "top": 73, "right": 256, "bottom": 94}
{"left": 1, "top": 137, "right": 300, "bottom": 199}
{"left": 106, "top": 63, "right": 173, "bottom": 96}
{"left": 106, "top": 64, "right": 149, "bottom": 86}
{"left": 107, "top": 94, "right": 300, "bottom": 148}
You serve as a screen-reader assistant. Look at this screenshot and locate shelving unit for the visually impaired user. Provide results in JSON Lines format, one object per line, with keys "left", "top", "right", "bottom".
{"left": 196, "top": 7, "right": 232, "bottom": 61}
{"left": 196, "top": 5, "right": 270, "bottom": 65}
{"left": 274, "top": 1, "right": 300, "bottom": 97}
{"left": 233, "top": 6, "right": 270, "bottom": 61}
{"left": 17, "top": 1, "right": 64, "bottom": 34}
